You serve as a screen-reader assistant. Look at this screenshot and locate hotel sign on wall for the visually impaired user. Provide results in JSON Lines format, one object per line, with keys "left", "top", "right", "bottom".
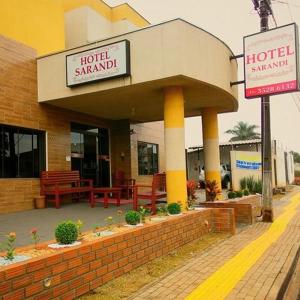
{"left": 66, "top": 40, "right": 130, "bottom": 87}
{"left": 244, "top": 23, "right": 299, "bottom": 98}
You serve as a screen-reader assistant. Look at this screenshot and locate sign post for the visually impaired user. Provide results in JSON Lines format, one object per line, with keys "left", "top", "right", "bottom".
{"left": 244, "top": 1, "right": 299, "bottom": 222}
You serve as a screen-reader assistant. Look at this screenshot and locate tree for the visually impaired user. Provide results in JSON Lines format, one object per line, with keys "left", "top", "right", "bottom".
{"left": 292, "top": 151, "right": 300, "bottom": 163}
{"left": 225, "top": 121, "right": 260, "bottom": 142}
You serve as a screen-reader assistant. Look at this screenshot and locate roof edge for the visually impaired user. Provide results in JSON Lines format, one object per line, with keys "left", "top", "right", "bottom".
{"left": 37, "top": 18, "right": 236, "bottom": 60}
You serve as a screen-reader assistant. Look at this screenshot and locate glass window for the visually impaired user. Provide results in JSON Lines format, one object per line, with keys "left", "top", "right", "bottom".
{"left": 0, "top": 125, "right": 45, "bottom": 178}
{"left": 138, "top": 142, "right": 159, "bottom": 175}
{"left": 71, "top": 132, "right": 84, "bottom": 155}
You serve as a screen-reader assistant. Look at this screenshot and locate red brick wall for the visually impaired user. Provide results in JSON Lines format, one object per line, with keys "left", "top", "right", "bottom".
{"left": 200, "top": 195, "right": 261, "bottom": 224}
{"left": 0, "top": 208, "right": 234, "bottom": 300}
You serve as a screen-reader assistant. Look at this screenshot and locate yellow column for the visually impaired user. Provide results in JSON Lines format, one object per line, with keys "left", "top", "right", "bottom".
{"left": 202, "top": 108, "right": 222, "bottom": 200}
{"left": 164, "top": 86, "right": 187, "bottom": 209}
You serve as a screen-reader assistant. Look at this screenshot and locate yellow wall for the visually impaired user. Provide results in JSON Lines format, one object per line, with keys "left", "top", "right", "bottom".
{"left": 0, "top": 0, "right": 149, "bottom": 55}
{"left": 0, "top": 0, "right": 65, "bottom": 55}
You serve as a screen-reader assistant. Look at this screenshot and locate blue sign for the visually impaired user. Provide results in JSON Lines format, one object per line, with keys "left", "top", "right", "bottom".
{"left": 236, "top": 160, "right": 262, "bottom": 170}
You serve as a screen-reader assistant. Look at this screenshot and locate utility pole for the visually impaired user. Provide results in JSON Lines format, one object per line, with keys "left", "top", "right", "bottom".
{"left": 257, "top": 0, "right": 274, "bottom": 222}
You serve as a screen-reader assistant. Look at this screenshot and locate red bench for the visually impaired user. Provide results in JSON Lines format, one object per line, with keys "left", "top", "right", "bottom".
{"left": 40, "top": 171, "right": 93, "bottom": 208}
{"left": 133, "top": 173, "right": 167, "bottom": 214}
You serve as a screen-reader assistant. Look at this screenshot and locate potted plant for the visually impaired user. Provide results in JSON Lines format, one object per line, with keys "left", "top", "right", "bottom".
{"left": 125, "top": 210, "right": 141, "bottom": 226}
{"left": 0, "top": 232, "right": 30, "bottom": 266}
{"left": 187, "top": 180, "right": 197, "bottom": 209}
{"left": 48, "top": 221, "right": 80, "bottom": 248}
{"left": 30, "top": 228, "right": 40, "bottom": 250}
{"left": 205, "top": 180, "right": 221, "bottom": 202}
{"left": 167, "top": 203, "right": 181, "bottom": 216}
{"left": 139, "top": 206, "right": 150, "bottom": 223}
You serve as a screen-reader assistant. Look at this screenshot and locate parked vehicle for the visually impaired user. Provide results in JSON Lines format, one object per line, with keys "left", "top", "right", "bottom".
{"left": 199, "top": 164, "right": 231, "bottom": 189}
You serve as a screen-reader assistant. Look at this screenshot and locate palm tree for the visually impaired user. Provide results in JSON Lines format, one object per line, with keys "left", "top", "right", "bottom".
{"left": 225, "top": 121, "right": 260, "bottom": 142}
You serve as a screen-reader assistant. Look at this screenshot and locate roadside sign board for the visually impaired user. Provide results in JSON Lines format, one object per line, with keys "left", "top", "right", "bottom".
{"left": 244, "top": 23, "right": 299, "bottom": 98}
{"left": 66, "top": 40, "right": 130, "bottom": 87}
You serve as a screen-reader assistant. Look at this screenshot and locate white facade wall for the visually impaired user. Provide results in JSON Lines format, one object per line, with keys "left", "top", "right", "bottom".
{"left": 64, "top": 6, "right": 139, "bottom": 49}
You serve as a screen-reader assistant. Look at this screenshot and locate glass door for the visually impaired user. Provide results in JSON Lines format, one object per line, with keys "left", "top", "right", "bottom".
{"left": 82, "top": 134, "right": 98, "bottom": 185}
{"left": 71, "top": 123, "right": 110, "bottom": 187}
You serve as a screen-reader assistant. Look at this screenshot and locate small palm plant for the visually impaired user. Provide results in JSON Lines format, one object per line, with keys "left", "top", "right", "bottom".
{"left": 225, "top": 121, "right": 260, "bottom": 141}
{"left": 1, "top": 232, "right": 16, "bottom": 260}
{"left": 205, "top": 180, "right": 221, "bottom": 202}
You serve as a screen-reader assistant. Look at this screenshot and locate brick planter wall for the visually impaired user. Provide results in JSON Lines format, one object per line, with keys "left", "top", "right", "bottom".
{"left": 200, "top": 195, "right": 261, "bottom": 224}
{"left": 0, "top": 208, "right": 234, "bottom": 300}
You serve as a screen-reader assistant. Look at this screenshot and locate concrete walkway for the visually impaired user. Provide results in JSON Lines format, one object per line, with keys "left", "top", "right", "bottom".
{"left": 0, "top": 202, "right": 133, "bottom": 247}
{"left": 129, "top": 189, "right": 300, "bottom": 300}
{"left": 0, "top": 188, "right": 226, "bottom": 248}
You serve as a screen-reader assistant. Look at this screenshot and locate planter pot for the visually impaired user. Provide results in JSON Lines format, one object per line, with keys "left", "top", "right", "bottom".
{"left": 0, "top": 255, "right": 31, "bottom": 266}
{"left": 34, "top": 196, "right": 45, "bottom": 209}
{"left": 168, "top": 213, "right": 183, "bottom": 217}
{"left": 48, "top": 241, "right": 81, "bottom": 249}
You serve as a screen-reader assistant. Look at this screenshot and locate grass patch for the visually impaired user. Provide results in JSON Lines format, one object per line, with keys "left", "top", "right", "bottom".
{"left": 80, "top": 232, "right": 230, "bottom": 300}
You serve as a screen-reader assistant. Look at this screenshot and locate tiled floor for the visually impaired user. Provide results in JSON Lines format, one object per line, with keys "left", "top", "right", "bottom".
{"left": 0, "top": 201, "right": 133, "bottom": 247}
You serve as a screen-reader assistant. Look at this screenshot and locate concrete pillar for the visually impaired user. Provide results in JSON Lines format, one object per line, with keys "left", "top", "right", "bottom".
{"left": 202, "top": 107, "right": 222, "bottom": 200}
{"left": 164, "top": 86, "right": 187, "bottom": 209}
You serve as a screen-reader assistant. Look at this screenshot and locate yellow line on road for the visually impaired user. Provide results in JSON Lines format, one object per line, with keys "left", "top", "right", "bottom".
{"left": 185, "top": 193, "right": 300, "bottom": 300}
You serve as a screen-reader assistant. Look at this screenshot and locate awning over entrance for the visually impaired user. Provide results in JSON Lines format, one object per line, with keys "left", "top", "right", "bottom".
{"left": 37, "top": 19, "right": 238, "bottom": 122}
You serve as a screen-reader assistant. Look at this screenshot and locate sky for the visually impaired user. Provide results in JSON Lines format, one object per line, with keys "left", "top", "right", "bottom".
{"left": 105, "top": 0, "right": 300, "bottom": 152}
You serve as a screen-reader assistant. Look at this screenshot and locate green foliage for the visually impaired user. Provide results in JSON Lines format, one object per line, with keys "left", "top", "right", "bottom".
{"left": 253, "top": 180, "right": 262, "bottom": 194}
{"left": 240, "top": 177, "right": 247, "bottom": 190}
{"left": 245, "top": 176, "right": 255, "bottom": 193}
{"left": 235, "top": 190, "right": 243, "bottom": 198}
{"left": 227, "top": 191, "right": 236, "bottom": 199}
{"left": 292, "top": 151, "right": 300, "bottom": 163}
{"left": 105, "top": 216, "right": 114, "bottom": 231}
{"left": 157, "top": 205, "right": 168, "bottom": 216}
{"left": 225, "top": 121, "right": 260, "bottom": 142}
{"left": 205, "top": 180, "right": 221, "bottom": 202}
{"left": 0, "top": 232, "right": 16, "bottom": 260}
{"left": 55, "top": 221, "right": 78, "bottom": 245}
{"left": 139, "top": 206, "right": 150, "bottom": 223}
{"left": 239, "top": 176, "right": 262, "bottom": 194}
{"left": 125, "top": 210, "right": 140, "bottom": 225}
{"left": 295, "top": 170, "right": 300, "bottom": 177}
{"left": 243, "top": 189, "right": 250, "bottom": 196}
{"left": 167, "top": 203, "right": 181, "bottom": 215}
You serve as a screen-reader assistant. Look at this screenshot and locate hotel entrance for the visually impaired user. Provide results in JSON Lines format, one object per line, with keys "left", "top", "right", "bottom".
{"left": 71, "top": 123, "right": 110, "bottom": 187}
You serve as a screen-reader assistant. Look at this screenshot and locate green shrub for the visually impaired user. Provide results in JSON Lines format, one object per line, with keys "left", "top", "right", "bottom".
{"left": 156, "top": 205, "right": 168, "bottom": 216}
{"left": 235, "top": 190, "right": 243, "bottom": 198}
{"left": 246, "top": 176, "right": 255, "bottom": 193}
{"left": 295, "top": 170, "right": 300, "bottom": 177}
{"left": 243, "top": 189, "right": 250, "bottom": 196}
{"left": 167, "top": 203, "right": 181, "bottom": 215}
{"left": 240, "top": 177, "right": 247, "bottom": 190}
{"left": 125, "top": 210, "right": 140, "bottom": 225}
{"left": 55, "top": 221, "right": 78, "bottom": 245}
{"left": 227, "top": 191, "right": 236, "bottom": 199}
{"left": 253, "top": 180, "right": 262, "bottom": 194}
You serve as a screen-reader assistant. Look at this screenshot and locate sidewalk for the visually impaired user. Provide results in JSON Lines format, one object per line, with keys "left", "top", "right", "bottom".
{"left": 129, "top": 189, "right": 300, "bottom": 300}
